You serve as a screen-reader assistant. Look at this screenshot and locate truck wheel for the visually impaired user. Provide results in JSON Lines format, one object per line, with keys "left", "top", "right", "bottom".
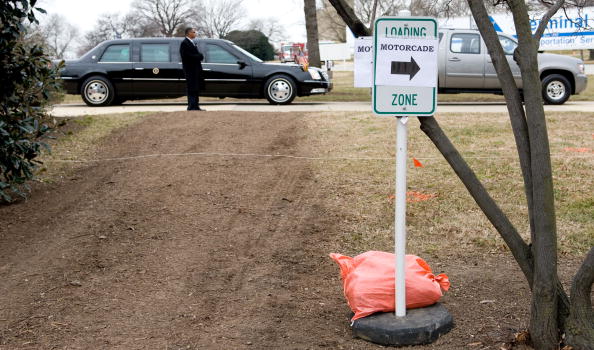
{"left": 264, "top": 75, "right": 296, "bottom": 105}
{"left": 541, "top": 74, "right": 570, "bottom": 105}
{"left": 81, "top": 75, "right": 115, "bottom": 106}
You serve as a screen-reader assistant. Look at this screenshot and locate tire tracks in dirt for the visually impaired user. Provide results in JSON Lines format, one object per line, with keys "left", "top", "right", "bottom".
{"left": 0, "top": 112, "right": 351, "bottom": 349}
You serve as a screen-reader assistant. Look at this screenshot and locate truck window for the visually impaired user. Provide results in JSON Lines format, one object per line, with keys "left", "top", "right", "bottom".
{"left": 450, "top": 33, "right": 480, "bottom": 54}
{"left": 141, "top": 44, "right": 170, "bottom": 62}
{"left": 100, "top": 44, "right": 130, "bottom": 62}
{"left": 498, "top": 36, "right": 517, "bottom": 55}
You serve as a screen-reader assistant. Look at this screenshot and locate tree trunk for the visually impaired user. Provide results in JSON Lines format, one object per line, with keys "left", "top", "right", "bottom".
{"left": 507, "top": 1, "right": 559, "bottom": 348}
{"left": 304, "top": 0, "right": 321, "bottom": 68}
{"left": 468, "top": 0, "right": 573, "bottom": 334}
{"left": 369, "top": 0, "right": 379, "bottom": 33}
{"left": 565, "top": 247, "right": 594, "bottom": 350}
{"left": 589, "top": 49, "right": 594, "bottom": 61}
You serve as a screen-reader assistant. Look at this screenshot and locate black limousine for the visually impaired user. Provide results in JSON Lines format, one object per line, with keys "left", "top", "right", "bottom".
{"left": 59, "top": 38, "right": 332, "bottom": 106}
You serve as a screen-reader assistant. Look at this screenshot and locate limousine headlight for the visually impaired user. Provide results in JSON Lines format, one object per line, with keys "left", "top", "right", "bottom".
{"left": 578, "top": 63, "right": 584, "bottom": 74}
{"left": 309, "top": 69, "right": 322, "bottom": 80}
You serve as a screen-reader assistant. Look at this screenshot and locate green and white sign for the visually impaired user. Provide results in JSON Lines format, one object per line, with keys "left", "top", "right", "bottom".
{"left": 373, "top": 17, "right": 438, "bottom": 116}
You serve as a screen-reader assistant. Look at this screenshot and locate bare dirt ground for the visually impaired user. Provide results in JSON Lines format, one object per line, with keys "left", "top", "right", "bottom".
{"left": 0, "top": 112, "right": 582, "bottom": 349}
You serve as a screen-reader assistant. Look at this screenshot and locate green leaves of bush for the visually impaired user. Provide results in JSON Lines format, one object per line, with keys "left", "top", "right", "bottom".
{"left": 1, "top": 0, "right": 62, "bottom": 202}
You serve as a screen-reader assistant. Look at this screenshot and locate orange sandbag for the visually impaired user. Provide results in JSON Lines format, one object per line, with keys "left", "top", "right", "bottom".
{"left": 329, "top": 251, "right": 450, "bottom": 321}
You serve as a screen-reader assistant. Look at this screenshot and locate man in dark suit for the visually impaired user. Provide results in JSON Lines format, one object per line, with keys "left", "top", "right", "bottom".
{"left": 179, "top": 28, "right": 205, "bottom": 111}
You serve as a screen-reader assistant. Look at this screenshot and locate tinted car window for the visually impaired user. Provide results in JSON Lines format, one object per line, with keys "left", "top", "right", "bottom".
{"left": 498, "top": 36, "right": 517, "bottom": 55}
{"left": 205, "top": 44, "right": 238, "bottom": 64}
{"left": 100, "top": 44, "right": 130, "bottom": 62}
{"left": 450, "top": 33, "right": 480, "bottom": 54}
{"left": 141, "top": 44, "right": 170, "bottom": 62}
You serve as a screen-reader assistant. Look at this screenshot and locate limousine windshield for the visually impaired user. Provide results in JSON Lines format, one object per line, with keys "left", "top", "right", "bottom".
{"left": 232, "top": 44, "right": 263, "bottom": 63}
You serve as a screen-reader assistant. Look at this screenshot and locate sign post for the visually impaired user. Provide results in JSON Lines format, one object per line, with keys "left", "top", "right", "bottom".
{"left": 372, "top": 14, "right": 438, "bottom": 318}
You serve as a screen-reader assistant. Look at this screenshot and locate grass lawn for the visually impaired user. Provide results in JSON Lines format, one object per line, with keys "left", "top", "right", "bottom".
{"left": 300, "top": 111, "right": 593, "bottom": 257}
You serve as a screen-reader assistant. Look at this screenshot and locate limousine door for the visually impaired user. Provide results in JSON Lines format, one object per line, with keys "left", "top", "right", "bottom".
{"left": 199, "top": 43, "right": 253, "bottom": 96}
{"left": 132, "top": 41, "right": 185, "bottom": 96}
{"left": 97, "top": 43, "right": 135, "bottom": 95}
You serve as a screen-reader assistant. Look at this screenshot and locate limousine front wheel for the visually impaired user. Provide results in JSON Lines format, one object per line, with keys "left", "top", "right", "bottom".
{"left": 81, "top": 76, "right": 115, "bottom": 106}
{"left": 265, "top": 75, "right": 296, "bottom": 105}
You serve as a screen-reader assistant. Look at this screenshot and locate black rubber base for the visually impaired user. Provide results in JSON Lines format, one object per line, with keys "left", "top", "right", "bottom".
{"left": 352, "top": 303, "right": 454, "bottom": 346}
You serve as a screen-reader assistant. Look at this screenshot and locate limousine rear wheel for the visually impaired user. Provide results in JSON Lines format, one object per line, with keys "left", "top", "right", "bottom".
{"left": 542, "top": 74, "right": 570, "bottom": 105}
{"left": 264, "top": 75, "right": 296, "bottom": 105}
{"left": 81, "top": 75, "right": 115, "bottom": 106}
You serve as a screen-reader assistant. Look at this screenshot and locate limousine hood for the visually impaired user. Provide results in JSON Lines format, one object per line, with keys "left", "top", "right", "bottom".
{"left": 264, "top": 62, "right": 301, "bottom": 68}
{"left": 264, "top": 62, "right": 322, "bottom": 68}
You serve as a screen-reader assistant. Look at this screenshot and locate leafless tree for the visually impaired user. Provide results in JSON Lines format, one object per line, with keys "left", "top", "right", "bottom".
{"left": 196, "top": 0, "right": 244, "bottom": 38}
{"left": 409, "top": 0, "right": 470, "bottom": 17}
{"left": 247, "top": 17, "right": 285, "bottom": 44}
{"left": 304, "top": 0, "right": 322, "bottom": 67}
{"left": 132, "top": 0, "right": 196, "bottom": 37}
{"left": 124, "top": 11, "right": 163, "bottom": 37}
{"left": 328, "top": 0, "right": 593, "bottom": 349}
{"left": 30, "top": 14, "right": 79, "bottom": 59}
{"left": 77, "top": 12, "right": 160, "bottom": 56}
{"left": 352, "top": 0, "right": 469, "bottom": 31}
{"left": 317, "top": 0, "right": 347, "bottom": 42}
{"left": 354, "top": 0, "right": 403, "bottom": 27}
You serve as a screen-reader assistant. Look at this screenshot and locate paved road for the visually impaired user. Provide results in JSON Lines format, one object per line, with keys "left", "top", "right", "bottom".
{"left": 50, "top": 100, "right": 594, "bottom": 117}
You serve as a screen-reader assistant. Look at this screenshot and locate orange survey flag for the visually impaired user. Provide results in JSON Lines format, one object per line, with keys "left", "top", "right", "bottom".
{"left": 413, "top": 158, "right": 424, "bottom": 167}
{"left": 329, "top": 251, "right": 450, "bottom": 322}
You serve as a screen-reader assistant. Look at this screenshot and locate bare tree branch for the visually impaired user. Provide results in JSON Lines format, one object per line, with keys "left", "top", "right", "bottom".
{"left": 328, "top": 0, "right": 371, "bottom": 37}
{"left": 318, "top": 1, "right": 347, "bottom": 42}
{"left": 247, "top": 18, "right": 285, "bottom": 44}
{"left": 197, "top": 0, "right": 244, "bottom": 38}
{"left": 534, "top": 0, "right": 565, "bottom": 42}
{"left": 370, "top": 0, "right": 379, "bottom": 28}
{"left": 467, "top": 0, "right": 537, "bottom": 247}
{"left": 33, "top": 14, "right": 79, "bottom": 59}
{"left": 133, "top": 0, "right": 195, "bottom": 37}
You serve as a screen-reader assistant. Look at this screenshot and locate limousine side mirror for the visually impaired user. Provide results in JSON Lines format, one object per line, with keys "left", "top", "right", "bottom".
{"left": 237, "top": 60, "right": 248, "bottom": 69}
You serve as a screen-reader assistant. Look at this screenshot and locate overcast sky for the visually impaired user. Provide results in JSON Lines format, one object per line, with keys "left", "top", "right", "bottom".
{"left": 39, "top": 0, "right": 307, "bottom": 45}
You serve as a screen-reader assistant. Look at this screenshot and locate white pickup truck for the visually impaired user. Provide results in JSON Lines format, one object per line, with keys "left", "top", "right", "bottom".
{"left": 438, "top": 28, "right": 588, "bottom": 104}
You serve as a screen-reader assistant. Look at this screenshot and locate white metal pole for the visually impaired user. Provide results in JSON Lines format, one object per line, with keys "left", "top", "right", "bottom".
{"left": 395, "top": 116, "right": 408, "bottom": 317}
{"left": 394, "top": 7, "right": 411, "bottom": 320}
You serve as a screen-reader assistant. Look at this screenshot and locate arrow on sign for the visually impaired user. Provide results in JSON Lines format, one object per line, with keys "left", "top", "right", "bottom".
{"left": 391, "top": 57, "right": 420, "bottom": 80}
